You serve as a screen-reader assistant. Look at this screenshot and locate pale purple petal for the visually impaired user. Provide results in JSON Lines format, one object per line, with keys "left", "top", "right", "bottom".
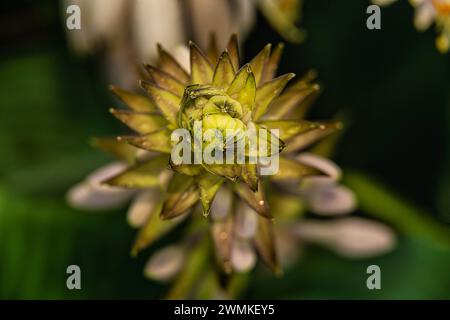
{"left": 127, "top": 189, "right": 160, "bottom": 228}
{"left": 172, "top": 45, "right": 190, "bottom": 73}
{"left": 293, "top": 218, "right": 396, "bottom": 258}
{"left": 235, "top": 201, "right": 258, "bottom": 239}
{"left": 296, "top": 152, "right": 341, "bottom": 181}
{"left": 90, "top": 0, "right": 127, "bottom": 41}
{"left": 66, "top": 181, "right": 133, "bottom": 210}
{"left": 231, "top": 239, "right": 256, "bottom": 273}
{"left": 133, "top": 0, "right": 185, "bottom": 61}
{"left": 414, "top": 0, "right": 436, "bottom": 31}
{"left": 372, "top": 0, "right": 399, "bottom": 5}
{"left": 66, "top": 162, "right": 134, "bottom": 210}
{"left": 210, "top": 186, "right": 233, "bottom": 221}
{"left": 276, "top": 231, "right": 299, "bottom": 268}
{"left": 144, "top": 245, "right": 185, "bottom": 282}
{"left": 305, "top": 182, "right": 357, "bottom": 216}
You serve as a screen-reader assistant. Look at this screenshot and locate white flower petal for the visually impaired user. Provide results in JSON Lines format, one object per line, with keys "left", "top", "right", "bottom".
{"left": 235, "top": 0, "right": 257, "bottom": 39}
{"left": 67, "top": 162, "right": 134, "bottom": 210}
{"left": 210, "top": 186, "right": 233, "bottom": 221}
{"left": 86, "top": 162, "right": 135, "bottom": 197}
{"left": 296, "top": 152, "right": 341, "bottom": 181}
{"left": 188, "top": 0, "right": 234, "bottom": 49}
{"left": 235, "top": 201, "right": 258, "bottom": 239}
{"left": 64, "top": 0, "right": 91, "bottom": 53}
{"left": 293, "top": 218, "right": 396, "bottom": 258}
{"left": 133, "top": 0, "right": 185, "bottom": 61}
{"left": 409, "top": 0, "right": 426, "bottom": 7}
{"left": 90, "top": 0, "right": 127, "bottom": 42}
{"left": 86, "top": 161, "right": 129, "bottom": 185}
{"left": 172, "top": 45, "right": 191, "bottom": 74}
{"left": 372, "top": 0, "right": 399, "bottom": 6}
{"left": 158, "top": 169, "right": 173, "bottom": 189}
{"left": 231, "top": 239, "right": 256, "bottom": 273}
{"left": 126, "top": 189, "right": 160, "bottom": 228}
{"left": 306, "top": 183, "right": 357, "bottom": 216}
{"left": 276, "top": 229, "right": 301, "bottom": 268}
{"left": 144, "top": 245, "right": 185, "bottom": 282}
{"left": 66, "top": 181, "right": 133, "bottom": 210}
{"left": 414, "top": 1, "right": 436, "bottom": 31}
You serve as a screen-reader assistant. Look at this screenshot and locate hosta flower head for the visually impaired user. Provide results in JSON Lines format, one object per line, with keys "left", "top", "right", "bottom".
{"left": 107, "top": 35, "right": 343, "bottom": 222}
{"left": 374, "top": 0, "right": 450, "bottom": 52}
{"left": 68, "top": 35, "right": 395, "bottom": 298}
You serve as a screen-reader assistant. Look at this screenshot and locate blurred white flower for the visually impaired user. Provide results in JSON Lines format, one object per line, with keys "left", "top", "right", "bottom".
{"left": 294, "top": 153, "right": 357, "bottom": 215}
{"left": 301, "top": 177, "right": 357, "bottom": 215}
{"left": 374, "top": 0, "right": 450, "bottom": 53}
{"left": 144, "top": 245, "right": 186, "bottom": 282}
{"left": 127, "top": 188, "right": 161, "bottom": 228}
{"left": 231, "top": 238, "right": 257, "bottom": 272}
{"left": 63, "top": 0, "right": 306, "bottom": 87}
{"left": 291, "top": 217, "right": 396, "bottom": 258}
{"left": 66, "top": 161, "right": 134, "bottom": 210}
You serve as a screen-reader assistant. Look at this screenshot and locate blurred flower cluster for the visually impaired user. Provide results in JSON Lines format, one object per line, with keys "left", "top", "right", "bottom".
{"left": 67, "top": 34, "right": 396, "bottom": 298}
{"left": 63, "top": 0, "right": 305, "bottom": 88}
{"left": 374, "top": 0, "right": 450, "bottom": 52}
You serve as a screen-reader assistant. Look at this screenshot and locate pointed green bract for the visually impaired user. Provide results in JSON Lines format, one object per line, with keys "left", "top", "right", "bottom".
{"left": 131, "top": 200, "right": 184, "bottom": 256}
{"left": 197, "top": 173, "right": 224, "bottom": 216}
{"left": 161, "top": 174, "right": 200, "bottom": 220}
{"left": 141, "top": 81, "right": 180, "bottom": 125}
{"left": 233, "top": 182, "right": 271, "bottom": 219}
{"left": 258, "top": 120, "right": 319, "bottom": 140}
{"left": 227, "top": 34, "right": 240, "bottom": 72}
{"left": 240, "top": 163, "right": 259, "bottom": 192}
{"left": 252, "top": 73, "right": 295, "bottom": 121}
{"left": 110, "top": 85, "right": 156, "bottom": 112}
{"left": 212, "top": 51, "right": 235, "bottom": 89}
{"left": 110, "top": 108, "right": 167, "bottom": 134}
{"left": 103, "top": 155, "right": 169, "bottom": 188}
{"left": 144, "top": 65, "right": 185, "bottom": 97}
{"left": 251, "top": 123, "right": 286, "bottom": 157}
{"left": 190, "top": 41, "right": 214, "bottom": 85}
{"left": 262, "top": 43, "right": 284, "bottom": 83}
{"left": 271, "top": 156, "right": 323, "bottom": 181}
{"left": 169, "top": 159, "right": 202, "bottom": 176}
{"left": 207, "top": 33, "right": 220, "bottom": 65}
{"left": 157, "top": 44, "right": 189, "bottom": 83}
{"left": 249, "top": 44, "right": 271, "bottom": 86}
{"left": 264, "top": 82, "right": 320, "bottom": 120}
{"left": 236, "top": 68, "right": 256, "bottom": 119}
{"left": 118, "top": 128, "right": 172, "bottom": 154}
{"left": 203, "top": 163, "right": 259, "bottom": 192}
{"left": 203, "top": 163, "right": 240, "bottom": 182}
{"left": 90, "top": 137, "right": 137, "bottom": 164}
{"left": 253, "top": 216, "right": 281, "bottom": 275}
{"left": 288, "top": 87, "right": 321, "bottom": 120}
{"left": 227, "top": 64, "right": 253, "bottom": 98}
{"left": 284, "top": 121, "right": 342, "bottom": 153}
{"left": 211, "top": 208, "right": 234, "bottom": 273}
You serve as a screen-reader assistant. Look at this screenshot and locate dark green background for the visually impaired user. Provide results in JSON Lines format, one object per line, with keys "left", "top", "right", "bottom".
{"left": 0, "top": 0, "right": 449, "bottom": 299}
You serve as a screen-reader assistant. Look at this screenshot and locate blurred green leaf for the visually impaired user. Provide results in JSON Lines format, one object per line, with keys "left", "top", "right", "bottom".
{"left": 344, "top": 170, "right": 450, "bottom": 249}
